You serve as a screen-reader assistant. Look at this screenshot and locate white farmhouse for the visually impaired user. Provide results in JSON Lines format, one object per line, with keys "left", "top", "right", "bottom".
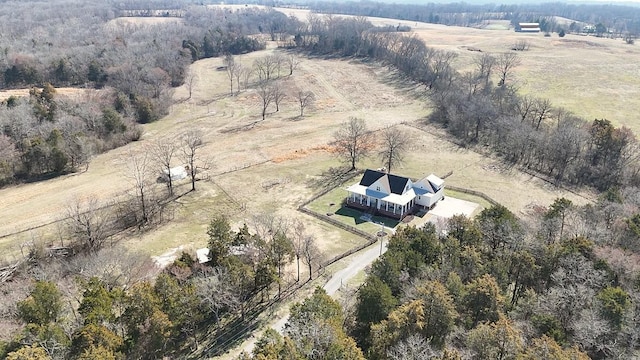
{"left": 345, "top": 169, "right": 444, "bottom": 220}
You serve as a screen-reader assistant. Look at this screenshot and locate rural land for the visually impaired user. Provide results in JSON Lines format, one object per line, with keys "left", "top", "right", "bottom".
{"left": 0, "top": 0, "right": 640, "bottom": 359}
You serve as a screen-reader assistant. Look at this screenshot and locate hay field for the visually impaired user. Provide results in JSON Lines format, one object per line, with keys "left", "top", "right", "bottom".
{"left": 0, "top": 42, "right": 590, "bottom": 260}
{"left": 274, "top": 7, "right": 640, "bottom": 134}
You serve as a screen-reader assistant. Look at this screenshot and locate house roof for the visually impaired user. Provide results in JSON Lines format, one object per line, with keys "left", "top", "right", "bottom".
{"left": 359, "top": 169, "right": 411, "bottom": 195}
{"left": 388, "top": 173, "right": 410, "bottom": 195}
{"left": 359, "top": 169, "right": 385, "bottom": 186}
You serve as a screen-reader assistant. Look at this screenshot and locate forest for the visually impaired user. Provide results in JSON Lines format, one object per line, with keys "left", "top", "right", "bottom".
{"left": 2, "top": 0, "right": 640, "bottom": 359}
{"left": 0, "top": 0, "right": 295, "bottom": 185}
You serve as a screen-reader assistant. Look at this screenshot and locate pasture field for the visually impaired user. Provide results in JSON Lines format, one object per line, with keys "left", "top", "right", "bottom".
{"left": 274, "top": 6, "right": 640, "bottom": 134}
{"left": 0, "top": 31, "right": 592, "bottom": 262}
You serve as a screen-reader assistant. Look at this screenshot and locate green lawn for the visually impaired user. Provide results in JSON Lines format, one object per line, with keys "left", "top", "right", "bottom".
{"left": 306, "top": 186, "right": 400, "bottom": 234}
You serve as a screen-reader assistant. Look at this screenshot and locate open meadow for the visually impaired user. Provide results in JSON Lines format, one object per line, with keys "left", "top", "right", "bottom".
{"left": 275, "top": 6, "right": 640, "bottom": 134}
{"left": 0, "top": 14, "right": 599, "bottom": 263}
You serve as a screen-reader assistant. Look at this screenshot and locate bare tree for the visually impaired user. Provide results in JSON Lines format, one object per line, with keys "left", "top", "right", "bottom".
{"left": 272, "top": 80, "right": 287, "bottom": 112}
{"left": 533, "top": 98, "right": 553, "bottom": 130}
{"left": 181, "top": 130, "right": 205, "bottom": 191}
{"left": 333, "top": 117, "right": 374, "bottom": 171}
{"left": 257, "top": 81, "right": 275, "bottom": 121}
{"left": 474, "top": 53, "right": 495, "bottom": 87}
{"left": 66, "top": 196, "right": 112, "bottom": 252}
{"left": 379, "top": 126, "right": 411, "bottom": 173}
{"left": 194, "top": 268, "right": 239, "bottom": 322}
{"left": 233, "top": 62, "right": 243, "bottom": 95}
{"left": 286, "top": 54, "right": 301, "bottom": 75}
{"left": 223, "top": 54, "right": 236, "bottom": 96}
{"left": 254, "top": 55, "right": 279, "bottom": 82}
{"left": 151, "top": 139, "right": 178, "bottom": 196}
{"left": 273, "top": 53, "right": 286, "bottom": 78}
{"left": 301, "top": 234, "right": 321, "bottom": 280}
{"left": 240, "top": 66, "right": 252, "bottom": 91}
{"left": 497, "top": 52, "right": 521, "bottom": 86}
{"left": 185, "top": 73, "right": 197, "bottom": 100}
{"left": 123, "top": 149, "right": 152, "bottom": 226}
{"left": 512, "top": 39, "right": 530, "bottom": 51}
{"left": 295, "top": 90, "right": 315, "bottom": 117}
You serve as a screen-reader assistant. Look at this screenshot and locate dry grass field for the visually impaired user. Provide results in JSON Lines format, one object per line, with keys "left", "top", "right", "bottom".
{"left": 274, "top": 7, "right": 640, "bottom": 134}
{"left": 0, "top": 13, "right": 598, "bottom": 262}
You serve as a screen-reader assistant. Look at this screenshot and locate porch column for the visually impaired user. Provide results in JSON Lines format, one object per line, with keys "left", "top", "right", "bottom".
{"left": 385, "top": 202, "right": 389, "bottom": 211}
{"left": 367, "top": 197, "right": 370, "bottom": 206}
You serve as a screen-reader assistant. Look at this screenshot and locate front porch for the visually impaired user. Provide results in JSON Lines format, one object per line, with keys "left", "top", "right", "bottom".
{"left": 346, "top": 193, "right": 417, "bottom": 220}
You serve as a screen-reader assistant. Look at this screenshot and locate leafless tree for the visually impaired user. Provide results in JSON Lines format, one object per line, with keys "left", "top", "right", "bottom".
{"left": 274, "top": 53, "right": 286, "bottom": 78}
{"left": 291, "top": 223, "right": 308, "bottom": 282}
{"left": 185, "top": 73, "right": 197, "bottom": 100}
{"left": 181, "top": 130, "right": 205, "bottom": 192}
{"left": 295, "top": 90, "right": 315, "bottom": 117}
{"left": 194, "top": 268, "right": 240, "bottom": 322}
{"left": 516, "top": 95, "right": 536, "bottom": 122}
{"left": 387, "top": 334, "right": 438, "bottom": 360}
{"left": 286, "top": 53, "right": 301, "bottom": 75}
{"left": 474, "top": 53, "right": 495, "bottom": 86}
{"left": 301, "top": 234, "right": 321, "bottom": 280}
{"left": 151, "top": 139, "right": 178, "bottom": 196}
{"left": 497, "top": 52, "right": 521, "bottom": 86}
{"left": 533, "top": 98, "right": 553, "bottom": 130}
{"left": 271, "top": 80, "right": 287, "bottom": 112}
{"left": 224, "top": 54, "right": 237, "bottom": 96}
{"left": 123, "top": 149, "right": 152, "bottom": 226}
{"left": 512, "top": 39, "right": 530, "bottom": 51}
{"left": 66, "top": 196, "right": 112, "bottom": 252}
{"left": 333, "top": 117, "right": 374, "bottom": 171}
{"left": 240, "top": 66, "right": 252, "bottom": 90}
{"left": 379, "top": 126, "right": 411, "bottom": 173}
{"left": 257, "top": 80, "right": 276, "bottom": 121}
{"left": 233, "top": 62, "right": 244, "bottom": 95}
{"left": 254, "top": 55, "right": 279, "bottom": 82}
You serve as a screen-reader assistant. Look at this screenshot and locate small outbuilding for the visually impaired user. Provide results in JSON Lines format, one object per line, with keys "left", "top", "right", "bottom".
{"left": 159, "top": 166, "right": 187, "bottom": 183}
{"left": 517, "top": 22, "right": 541, "bottom": 33}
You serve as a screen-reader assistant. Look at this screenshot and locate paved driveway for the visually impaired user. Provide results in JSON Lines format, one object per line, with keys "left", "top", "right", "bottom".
{"left": 430, "top": 196, "right": 479, "bottom": 218}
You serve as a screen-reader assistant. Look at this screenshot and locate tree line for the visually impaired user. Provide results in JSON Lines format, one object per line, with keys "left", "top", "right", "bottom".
{"left": 293, "top": 0, "right": 640, "bottom": 37}
{"left": 291, "top": 14, "right": 640, "bottom": 192}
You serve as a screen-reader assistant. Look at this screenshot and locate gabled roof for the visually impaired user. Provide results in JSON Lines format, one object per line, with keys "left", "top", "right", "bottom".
{"left": 359, "top": 169, "right": 411, "bottom": 195}
{"left": 387, "top": 173, "right": 411, "bottom": 195}
{"left": 359, "top": 169, "right": 385, "bottom": 186}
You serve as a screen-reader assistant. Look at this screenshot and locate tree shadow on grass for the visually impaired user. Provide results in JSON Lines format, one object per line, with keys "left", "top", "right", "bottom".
{"left": 307, "top": 166, "right": 359, "bottom": 191}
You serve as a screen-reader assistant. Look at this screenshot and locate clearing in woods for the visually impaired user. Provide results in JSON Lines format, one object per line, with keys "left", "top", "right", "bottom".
{"left": 0, "top": 20, "right": 593, "bottom": 262}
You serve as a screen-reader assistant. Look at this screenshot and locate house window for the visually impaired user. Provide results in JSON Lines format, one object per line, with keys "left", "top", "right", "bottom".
{"left": 376, "top": 186, "right": 380, "bottom": 191}
{"left": 418, "top": 196, "right": 421, "bottom": 199}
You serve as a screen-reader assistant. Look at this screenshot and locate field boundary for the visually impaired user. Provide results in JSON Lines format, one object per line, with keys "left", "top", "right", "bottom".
{"left": 446, "top": 185, "right": 501, "bottom": 207}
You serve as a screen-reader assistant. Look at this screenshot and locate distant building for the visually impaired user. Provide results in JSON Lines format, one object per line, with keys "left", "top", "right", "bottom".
{"left": 517, "top": 23, "right": 541, "bottom": 33}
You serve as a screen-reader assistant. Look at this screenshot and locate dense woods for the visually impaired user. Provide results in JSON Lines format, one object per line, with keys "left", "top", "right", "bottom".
{"left": 0, "top": 215, "right": 322, "bottom": 359}
{"left": 0, "top": 0, "right": 299, "bottom": 185}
